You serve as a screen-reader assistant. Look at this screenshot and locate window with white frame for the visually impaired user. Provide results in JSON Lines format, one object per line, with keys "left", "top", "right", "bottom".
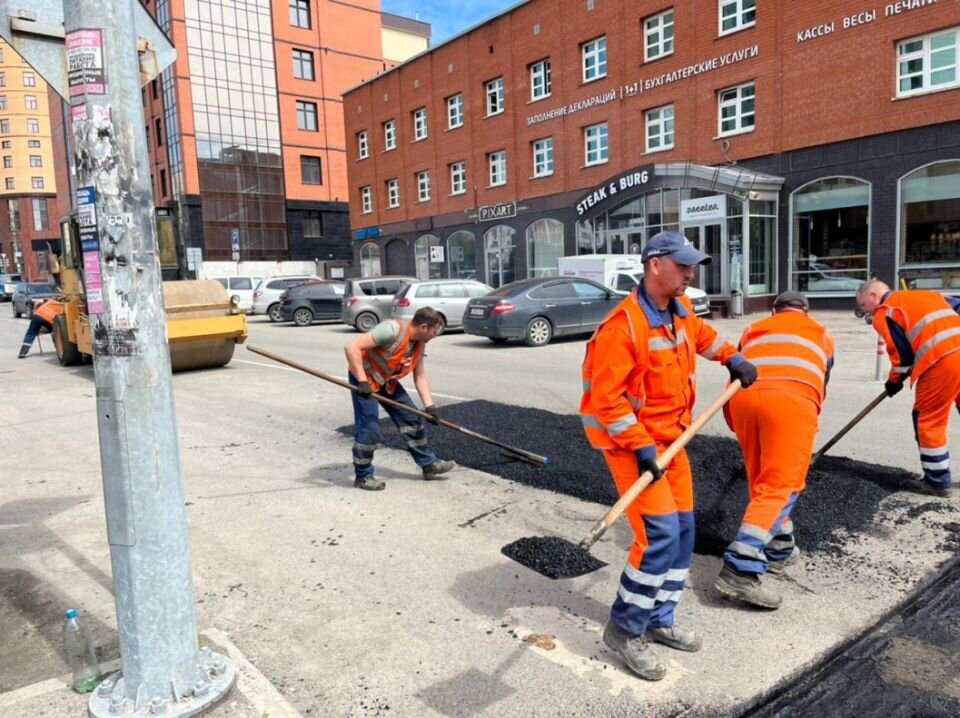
{"left": 447, "top": 94, "right": 464, "bottom": 128}
{"left": 24, "top": 95, "right": 37, "bottom": 110}
{"left": 489, "top": 151, "right": 507, "bottom": 186}
{"left": 450, "top": 161, "right": 466, "bottom": 195}
{"left": 530, "top": 59, "right": 551, "bottom": 100}
{"left": 718, "top": 82, "right": 755, "bottom": 136}
{"left": 384, "top": 120, "right": 396, "bottom": 150}
{"left": 386, "top": 178, "right": 400, "bottom": 208}
{"left": 719, "top": 0, "right": 755, "bottom": 35}
{"left": 413, "top": 108, "right": 428, "bottom": 140}
{"left": 486, "top": 78, "right": 504, "bottom": 116}
{"left": 584, "top": 123, "right": 608, "bottom": 165}
{"left": 361, "top": 185, "right": 372, "bottom": 213}
{"left": 26, "top": 118, "right": 39, "bottom": 134}
{"left": 358, "top": 130, "right": 369, "bottom": 159}
{"left": 897, "top": 27, "right": 959, "bottom": 97}
{"left": 532, "top": 138, "right": 554, "bottom": 177}
{"left": 645, "top": 105, "right": 675, "bottom": 152}
{"left": 582, "top": 36, "right": 607, "bottom": 82}
{"left": 417, "top": 170, "right": 431, "bottom": 201}
{"left": 644, "top": 9, "right": 674, "bottom": 62}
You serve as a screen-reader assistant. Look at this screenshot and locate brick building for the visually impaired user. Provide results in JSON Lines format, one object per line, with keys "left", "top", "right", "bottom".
{"left": 343, "top": 0, "right": 960, "bottom": 311}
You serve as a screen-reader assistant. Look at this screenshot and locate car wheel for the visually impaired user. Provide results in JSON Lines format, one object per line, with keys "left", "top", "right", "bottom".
{"left": 293, "top": 307, "right": 314, "bottom": 327}
{"left": 524, "top": 317, "right": 553, "bottom": 347}
{"left": 488, "top": 337, "right": 509, "bottom": 344}
{"left": 436, "top": 315, "right": 447, "bottom": 336}
{"left": 13, "top": 302, "right": 21, "bottom": 318}
{"left": 355, "top": 312, "right": 378, "bottom": 332}
{"left": 267, "top": 303, "right": 283, "bottom": 322}
{"left": 54, "top": 314, "right": 81, "bottom": 366}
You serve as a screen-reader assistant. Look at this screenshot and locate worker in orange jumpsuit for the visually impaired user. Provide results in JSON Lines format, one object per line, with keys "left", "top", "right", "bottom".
{"left": 857, "top": 279, "right": 960, "bottom": 497}
{"left": 715, "top": 291, "right": 835, "bottom": 609}
{"left": 580, "top": 231, "right": 758, "bottom": 681}
{"left": 18, "top": 298, "right": 63, "bottom": 358}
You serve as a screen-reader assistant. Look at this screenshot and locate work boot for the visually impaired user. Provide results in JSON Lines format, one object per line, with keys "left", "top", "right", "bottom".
{"left": 715, "top": 565, "right": 782, "bottom": 609}
{"left": 911, "top": 479, "right": 951, "bottom": 498}
{"left": 646, "top": 625, "right": 702, "bottom": 652}
{"left": 423, "top": 459, "right": 456, "bottom": 480}
{"left": 18, "top": 348, "right": 27, "bottom": 358}
{"left": 767, "top": 546, "right": 801, "bottom": 576}
{"left": 602, "top": 621, "right": 667, "bottom": 681}
{"left": 354, "top": 477, "right": 385, "bottom": 491}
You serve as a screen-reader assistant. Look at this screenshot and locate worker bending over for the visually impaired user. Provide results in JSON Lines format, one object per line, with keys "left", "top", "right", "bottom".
{"left": 18, "top": 298, "right": 63, "bottom": 358}
{"left": 344, "top": 306, "right": 455, "bottom": 491}
{"left": 857, "top": 279, "right": 960, "bottom": 497}
{"left": 580, "top": 231, "right": 758, "bottom": 681}
{"left": 716, "top": 291, "right": 835, "bottom": 609}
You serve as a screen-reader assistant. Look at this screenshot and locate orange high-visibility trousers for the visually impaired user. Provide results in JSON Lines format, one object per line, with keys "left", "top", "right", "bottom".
{"left": 603, "top": 444, "right": 694, "bottom": 636}
{"left": 724, "top": 385, "right": 819, "bottom": 574}
{"left": 912, "top": 351, "right": 960, "bottom": 489}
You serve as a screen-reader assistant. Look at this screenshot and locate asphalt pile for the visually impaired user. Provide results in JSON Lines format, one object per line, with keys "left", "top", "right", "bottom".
{"left": 500, "top": 536, "right": 606, "bottom": 579}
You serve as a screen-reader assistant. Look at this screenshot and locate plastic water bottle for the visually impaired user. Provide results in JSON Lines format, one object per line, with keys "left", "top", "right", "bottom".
{"left": 63, "top": 608, "right": 102, "bottom": 693}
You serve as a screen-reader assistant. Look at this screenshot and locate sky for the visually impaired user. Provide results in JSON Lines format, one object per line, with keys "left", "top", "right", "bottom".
{"left": 383, "top": 0, "right": 520, "bottom": 46}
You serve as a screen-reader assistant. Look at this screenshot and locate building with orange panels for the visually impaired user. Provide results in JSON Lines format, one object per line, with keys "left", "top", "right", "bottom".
{"left": 344, "top": 0, "right": 960, "bottom": 311}
{"left": 143, "top": 0, "right": 428, "bottom": 277}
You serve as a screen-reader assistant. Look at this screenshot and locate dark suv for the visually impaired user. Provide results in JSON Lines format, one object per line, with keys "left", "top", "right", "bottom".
{"left": 278, "top": 280, "right": 346, "bottom": 326}
{"left": 341, "top": 276, "right": 416, "bottom": 332}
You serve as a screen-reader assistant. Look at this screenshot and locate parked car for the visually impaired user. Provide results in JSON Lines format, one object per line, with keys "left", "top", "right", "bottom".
{"left": 252, "top": 275, "right": 319, "bottom": 321}
{"left": 462, "top": 277, "right": 621, "bottom": 347}
{"left": 391, "top": 279, "right": 493, "bottom": 332}
{"left": 208, "top": 275, "right": 264, "bottom": 313}
{"left": 277, "top": 280, "right": 346, "bottom": 326}
{"left": 804, "top": 262, "right": 863, "bottom": 292}
{"left": 11, "top": 282, "right": 59, "bottom": 318}
{"left": 0, "top": 273, "right": 22, "bottom": 301}
{"left": 341, "top": 275, "right": 417, "bottom": 332}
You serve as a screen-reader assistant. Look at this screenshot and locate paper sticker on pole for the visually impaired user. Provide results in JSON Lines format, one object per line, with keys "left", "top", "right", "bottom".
{"left": 67, "top": 29, "right": 107, "bottom": 97}
{"left": 77, "top": 186, "right": 104, "bottom": 315}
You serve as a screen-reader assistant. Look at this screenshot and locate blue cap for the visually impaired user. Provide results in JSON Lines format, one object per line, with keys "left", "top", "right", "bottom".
{"left": 641, "top": 231, "right": 711, "bottom": 266}
{"left": 65, "top": 608, "right": 77, "bottom": 619}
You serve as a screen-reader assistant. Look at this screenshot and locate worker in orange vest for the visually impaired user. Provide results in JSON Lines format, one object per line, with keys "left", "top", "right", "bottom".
{"left": 18, "top": 298, "right": 63, "bottom": 358}
{"left": 857, "top": 279, "right": 960, "bottom": 497}
{"left": 580, "top": 231, "right": 758, "bottom": 681}
{"left": 715, "top": 291, "right": 835, "bottom": 609}
{"left": 344, "top": 306, "right": 455, "bottom": 491}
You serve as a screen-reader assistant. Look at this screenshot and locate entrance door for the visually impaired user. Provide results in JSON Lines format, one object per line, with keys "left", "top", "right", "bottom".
{"left": 682, "top": 224, "right": 726, "bottom": 294}
{"left": 606, "top": 229, "right": 644, "bottom": 255}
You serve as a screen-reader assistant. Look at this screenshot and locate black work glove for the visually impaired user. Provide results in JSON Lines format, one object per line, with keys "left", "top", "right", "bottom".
{"left": 635, "top": 447, "right": 663, "bottom": 483}
{"left": 424, "top": 405, "right": 440, "bottom": 424}
{"left": 356, "top": 381, "right": 373, "bottom": 399}
{"left": 728, "top": 358, "right": 759, "bottom": 388}
{"left": 884, "top": 379, "right": 903, "bottom": 398}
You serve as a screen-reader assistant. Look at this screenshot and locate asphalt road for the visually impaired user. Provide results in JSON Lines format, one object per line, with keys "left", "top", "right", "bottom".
{"left": 2, "top": 307, "right": 959, "bottom": 717}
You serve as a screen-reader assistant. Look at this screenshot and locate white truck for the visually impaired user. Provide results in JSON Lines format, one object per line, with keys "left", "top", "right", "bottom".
{"left": 557, "top": 254, "right": 711, "bottom": 316}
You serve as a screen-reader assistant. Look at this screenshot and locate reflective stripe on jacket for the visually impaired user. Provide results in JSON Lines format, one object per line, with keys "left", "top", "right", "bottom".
{"left": 580, "top": 286, "right": 739, "bottom": 450}
{"left": 738, "top": 310, "right": 835, "bottom": 405}
{"left": 33, "top": 299, "right": 63, "bottom": 324}
{"left": 874, "top": 290, "right": 960, "bottom": 386}
{"left": 362, "top": 320, "right": 424, "bottom": 392}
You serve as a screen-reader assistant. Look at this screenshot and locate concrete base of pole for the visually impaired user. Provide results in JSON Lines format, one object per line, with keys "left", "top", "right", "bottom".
{"left": 87, "top": 649, "right": 236, "bottom": 718}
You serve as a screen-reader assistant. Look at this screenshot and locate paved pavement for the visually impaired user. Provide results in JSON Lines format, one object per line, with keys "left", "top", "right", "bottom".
{"left": 1, "top": 306, "right": 958, "bottom": 716}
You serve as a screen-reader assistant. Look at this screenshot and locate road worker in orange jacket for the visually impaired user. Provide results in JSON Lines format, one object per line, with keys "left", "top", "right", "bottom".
{"left": 715, "top": 291, "right": 835, "bottom": 609}
{"left": 857, "top": 279, "right": 960, "bottom": 497}
{"left": 580, "top": 231, "right": 758, "bottom": 681}
{"left": 18, "top": 298, "right": 63, "bottom": 358}
{"left": 344, "top": 306, "right": 455, "bottom": 491}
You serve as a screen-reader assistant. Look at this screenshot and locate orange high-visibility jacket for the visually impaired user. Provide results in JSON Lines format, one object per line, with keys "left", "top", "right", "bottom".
{"left": 362, "top": 320, "right": 424, "bottom": 393}
{"left": 580, "top": 286, "right": 739, "bottom": 450}
{"left": 738, "top": 310, "right": 835, "bottom": 405}
{"left": 33, "top": 299, "right": 63, "bottom": 324}
{"left": 874, "top": 290, "right": 960, "bottom": 386}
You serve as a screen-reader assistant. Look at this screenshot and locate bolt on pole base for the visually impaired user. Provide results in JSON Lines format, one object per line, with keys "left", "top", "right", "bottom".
{"left": 88, "top": 648, "right": 237, "bottom": 718}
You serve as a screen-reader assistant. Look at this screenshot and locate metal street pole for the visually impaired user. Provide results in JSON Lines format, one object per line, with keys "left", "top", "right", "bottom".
{"left": 62, "top": 0, "right": 235, "bottom": 715}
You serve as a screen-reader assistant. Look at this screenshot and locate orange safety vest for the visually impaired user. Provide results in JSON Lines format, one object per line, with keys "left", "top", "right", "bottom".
{"left": 361, "top": 320, "right": 424, "bottom": 393}
{"left": 874, "top": 290, "right": 960, "bottom": 385}
{"left": 738, "top": 310, "right": 835, "bottom": 405}
{"left": 580, "top": 287, "right": 738, "bottom": 450}
{"left": 33, "top": 299, "right": 63, "bottom": 324}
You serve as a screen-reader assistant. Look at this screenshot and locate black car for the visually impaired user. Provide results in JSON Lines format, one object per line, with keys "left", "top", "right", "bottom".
{"left": 11, "top": 282, "right": 59, "bottom": 318}
{"left": 277, "top": 280, "right": 345, "bottom": 326}
{"left": 462, "top": 277, "right": 621, "bottom": 347}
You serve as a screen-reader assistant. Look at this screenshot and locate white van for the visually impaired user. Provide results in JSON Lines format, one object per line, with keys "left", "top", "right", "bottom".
{"left": 208, "top": 275, "right": 264, "bottom": 313}
{"left": 557, "top": 255, "right": 710, "bottom": 316}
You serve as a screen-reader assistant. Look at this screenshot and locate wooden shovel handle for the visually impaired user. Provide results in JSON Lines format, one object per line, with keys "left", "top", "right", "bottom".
{"left": 579, "top": 380, "right": 742, "bottom": 550}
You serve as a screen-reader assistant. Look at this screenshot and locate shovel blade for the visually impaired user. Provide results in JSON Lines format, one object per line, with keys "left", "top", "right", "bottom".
{"left": 501, "top": 536, "right": 607, "bottom": 580}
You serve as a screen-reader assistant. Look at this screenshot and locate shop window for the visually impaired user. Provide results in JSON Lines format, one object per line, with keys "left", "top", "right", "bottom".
{"left": 448, "top": 230, "right": 476, "bottom": 280}
{"left": 644, "top": 9, "right": 674, "bottom": 62}
{"left": 897, "top": 27, "right": 958, "bottom": 97}
{"left": 526, "top": 218, "right": 564, "bottom": 278}
{"left": 415, "top": 234, "right": 443, "bottom": 279}
{"left": 791, "top": 177, "right": 870, "bottom": 293}
{"left": 748, "top": 200, "right": 776, "bottom": 296}
{"left": 360, "top": 242, "right": 381, "bottom": 277}
{"left": 484, "top": 225, "right": 517, "bottom": 288}
{"left": 899, "top": 161, "right": 960, "bottom": 287}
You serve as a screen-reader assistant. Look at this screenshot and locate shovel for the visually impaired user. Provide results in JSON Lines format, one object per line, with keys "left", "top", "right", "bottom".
{"left": 246, "top": 345, "right": 550, "bottom": 468}
{"left": 503, "top": 380, "right": 742, "bottom": 579}
{"left": 809, "top": 389, "right": 888, "bottom": 467}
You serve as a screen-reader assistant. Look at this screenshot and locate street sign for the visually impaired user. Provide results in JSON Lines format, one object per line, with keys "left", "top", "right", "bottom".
{"left": 186, "top": 247, "right": 202, "bottom": 271}
{"left": 230, "top": 228, "right": 240, "bottom": 261}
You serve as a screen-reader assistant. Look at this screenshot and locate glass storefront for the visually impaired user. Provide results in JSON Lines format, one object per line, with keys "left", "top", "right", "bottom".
{"left": 791, "top": 177, "right": 869, "bottom": 293}
{"left": 414, "top": 234, "right": 443, "bottom": 279}
{"left": 526, "top": 218, "right": 564, "bottom": 277}
{"left": 484, "top": 225, "right": 517, "bottom": 288}
{"left": 900, "top": 160, "right": 960, "bottom": 288}
{"left": 359, "top": 242, "right": 381, "bottom": 277}
{"left": 447, "top": 230, "right": 476, "bottom": 280}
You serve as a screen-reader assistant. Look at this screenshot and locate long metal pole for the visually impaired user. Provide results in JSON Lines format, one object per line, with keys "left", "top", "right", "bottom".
{"left": 63, "top": 1, "right": 234, "bottom": 715}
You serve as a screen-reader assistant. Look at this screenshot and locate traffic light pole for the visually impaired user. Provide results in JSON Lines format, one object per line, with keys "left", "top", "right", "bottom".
{"left": 62, "top": 1, "right": 235, "bottom": 715}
